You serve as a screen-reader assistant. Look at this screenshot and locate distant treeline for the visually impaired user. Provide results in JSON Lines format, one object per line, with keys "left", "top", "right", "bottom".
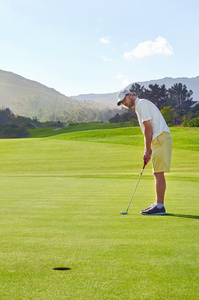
{"left": 109, "top": 83, "right": 199, "bottom": 127}
{"left": 0, "top": 108, "right": 67, "bottom": 138}
{"left": 0, "top": 123, "right": 29, "bottom": 138}
{"left": 0, "top": 107, "right": 120, "bottom": 138}
{"left": 47, "top": 107, "right": 119, "bottom": 123}
{"left": 12, "top": 94, "right": 119, "bottom": 123}
{"left": 1, "top": 82, "right": 199, "bottom": 138}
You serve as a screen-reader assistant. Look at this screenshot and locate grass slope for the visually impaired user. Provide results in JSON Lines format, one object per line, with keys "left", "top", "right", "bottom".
{"left": 0, "top": 126, "right": 198, "bottom": 299}
{"left": 27, "top": 122, "right": 133, "bottom": 138}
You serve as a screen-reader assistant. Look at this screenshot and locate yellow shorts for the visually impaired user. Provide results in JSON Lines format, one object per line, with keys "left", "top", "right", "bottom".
{"left": 152, "top": 132, "right": 172, "bottom": 173}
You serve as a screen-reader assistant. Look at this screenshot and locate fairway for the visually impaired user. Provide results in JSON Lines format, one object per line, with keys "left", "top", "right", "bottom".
{"left": 0, "top": 127, "right": 199, "bottom": 299}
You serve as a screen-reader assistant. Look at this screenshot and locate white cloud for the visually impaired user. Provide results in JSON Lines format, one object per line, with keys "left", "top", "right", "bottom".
{"left": 117, "top": 74, "right": 124, "bottom": 79}
{"left": 100, "top": 55, "right": 113, "bottom": 62}
{"left": 122, "top": 79, "right": 130, "bottom": 86}
{"left": 100, "top": 36, "right": 110, "bottom": 44}
{"left": 124, "top": 36, "right": 174, "bottom": 59}
{"left": 117, "top": 74, "right": 130, "bottom": 87}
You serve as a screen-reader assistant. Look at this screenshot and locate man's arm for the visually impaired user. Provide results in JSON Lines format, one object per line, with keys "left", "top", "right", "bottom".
{"left": 143, "top": 120, "right": 152, "bottom": 165}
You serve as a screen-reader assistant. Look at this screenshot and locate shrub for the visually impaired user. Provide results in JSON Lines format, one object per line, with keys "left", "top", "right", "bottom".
{"left": 0, "top": 124, "right": 29, "bottom": 138}
{"left": 187, "top": 117, "right": 199, "bottom": 127}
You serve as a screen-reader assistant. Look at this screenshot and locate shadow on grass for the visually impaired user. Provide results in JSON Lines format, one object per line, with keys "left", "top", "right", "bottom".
{"left": 53, "top": 267, "right": 71, "bottom": 271}
{"left": 167, "top": 213, "right": 199, "bottom": 220}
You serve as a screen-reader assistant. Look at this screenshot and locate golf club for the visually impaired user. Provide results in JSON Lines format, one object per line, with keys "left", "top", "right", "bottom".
{"left": 120, "top": 163, "right": 146, "bottom": 215}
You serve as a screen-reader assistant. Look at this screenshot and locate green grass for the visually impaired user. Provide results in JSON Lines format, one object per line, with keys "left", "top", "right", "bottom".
{"left": 0, "top": 126, "right": 199, "bottom": 299}
{"left": 28, "top": 122, "right": 134, "bottom": 138}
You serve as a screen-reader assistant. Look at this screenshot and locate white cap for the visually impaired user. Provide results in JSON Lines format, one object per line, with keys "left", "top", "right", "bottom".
{"left": 117, "top": 89, "right": 131, "bottom": 106}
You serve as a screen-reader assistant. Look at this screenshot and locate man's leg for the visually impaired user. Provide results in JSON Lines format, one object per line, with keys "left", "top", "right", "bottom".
{"left": 141, "top": 172, "right": 166, "bottom": 215}
{"left": 141, "top": 171, "right": 166, "bottom": 214}
{"left": 153, "top": 172, "right": 166, "bottom": 204}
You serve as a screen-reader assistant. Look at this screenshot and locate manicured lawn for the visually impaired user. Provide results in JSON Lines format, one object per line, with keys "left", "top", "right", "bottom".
{"left": 0, "top": 127, "right": 198, "bottom": 299}
{"left": 28, "top": 122, "right": 133, "bottom": 138}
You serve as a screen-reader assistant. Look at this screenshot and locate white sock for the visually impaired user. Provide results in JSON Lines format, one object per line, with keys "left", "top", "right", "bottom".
{"left": 156, "top": 203, "right": 164, "bottom": 209}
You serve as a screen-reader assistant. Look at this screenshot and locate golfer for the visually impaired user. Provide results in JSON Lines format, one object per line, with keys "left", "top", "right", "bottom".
{"left": 117, "top": 89, "right": 172, "bottom": 215}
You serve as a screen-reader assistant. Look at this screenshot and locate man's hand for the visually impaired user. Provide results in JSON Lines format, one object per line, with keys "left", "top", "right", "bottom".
{"left": 143, "top": 149, "right": 152, "bottom": 165}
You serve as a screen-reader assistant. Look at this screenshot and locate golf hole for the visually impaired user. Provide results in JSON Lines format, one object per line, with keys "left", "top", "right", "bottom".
{"left": 53, "top": 267, "right": 71, "bottom": 271}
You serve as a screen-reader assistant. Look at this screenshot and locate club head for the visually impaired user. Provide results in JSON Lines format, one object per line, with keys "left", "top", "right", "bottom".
{"left": 120, "top": 210, "right": 128, "bottom": 215}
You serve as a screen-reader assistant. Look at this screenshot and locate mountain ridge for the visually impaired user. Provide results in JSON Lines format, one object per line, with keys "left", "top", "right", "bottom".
{"left": 72, "top": 76, "right": 199, "bottom": 105}
{"left": 0, "top": 69, "right": 116, "bottom": 122}
{"left": 0, "top": 69, "right": 198, "bottom": 122}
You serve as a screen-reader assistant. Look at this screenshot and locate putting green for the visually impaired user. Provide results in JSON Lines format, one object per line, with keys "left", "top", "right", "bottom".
{"left": 0, "top": 127, "right": 198, "bottom": 299}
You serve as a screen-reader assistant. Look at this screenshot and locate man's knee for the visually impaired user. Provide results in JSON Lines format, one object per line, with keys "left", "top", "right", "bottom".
{"left": 153, "top": 172, "right": 165, "bottom": 182}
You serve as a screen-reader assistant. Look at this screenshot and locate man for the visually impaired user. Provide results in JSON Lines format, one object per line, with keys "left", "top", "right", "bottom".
{"left": 117, "top": 89, "right": 172, "bottom": 215}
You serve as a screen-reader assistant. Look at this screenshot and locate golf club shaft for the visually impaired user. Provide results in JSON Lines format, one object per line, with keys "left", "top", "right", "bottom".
{"left": 126, "top": 164, "right": 146, "bottom": 213}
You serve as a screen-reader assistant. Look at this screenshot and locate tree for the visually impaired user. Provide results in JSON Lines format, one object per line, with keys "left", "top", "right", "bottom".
{"left": 0, "top": 124, "right": 29, "bottom": 138}
{"left": 181, "top": 115, "right": 189, "bottom": 127}
{"left": 130, "top": 83, "right": 145, "bottom": 98}
{"left": 190, "top": 103, "right": 199, "bottom": 119}
{"left": 187, "top": 117, "right": 199, "bottom": 127}
{"left": 146, "top": 84, "right": 168, "bottom": 109}
{"left": 130, "top": 83, "right": 168, "bottom": 109}
{"left": 168, "top": 83, "right": 193, "bottom": 116}
{"left": 160, "top": 106, "right": 176, "bottom": 124}
{"left": 109, "top": 113, "right": 120, "bottom": 123}
{"left": 0, "top": 108, "right": 16, "bottom": 124}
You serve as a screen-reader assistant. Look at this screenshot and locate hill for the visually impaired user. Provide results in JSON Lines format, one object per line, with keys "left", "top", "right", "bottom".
{"left": 72, "top": 76, "right": 199, "bottom": 105}
{"left": 71, "top": 92, "right": 117, "bottom": 106}
{"left": 0, "top": 69, "right": 117, "bottom": 122}
{"left": 1, "top": 69, "right": 198, "bottom": 123}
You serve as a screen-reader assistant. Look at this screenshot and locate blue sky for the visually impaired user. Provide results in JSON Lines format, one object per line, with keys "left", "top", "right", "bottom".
{"left": 0, "top": 0, "right": 199, "bottom": 96}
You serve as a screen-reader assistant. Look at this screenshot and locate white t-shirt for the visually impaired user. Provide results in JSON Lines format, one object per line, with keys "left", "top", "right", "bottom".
{"left": 135, "top": 98, "right": 170, "bottom": 141}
